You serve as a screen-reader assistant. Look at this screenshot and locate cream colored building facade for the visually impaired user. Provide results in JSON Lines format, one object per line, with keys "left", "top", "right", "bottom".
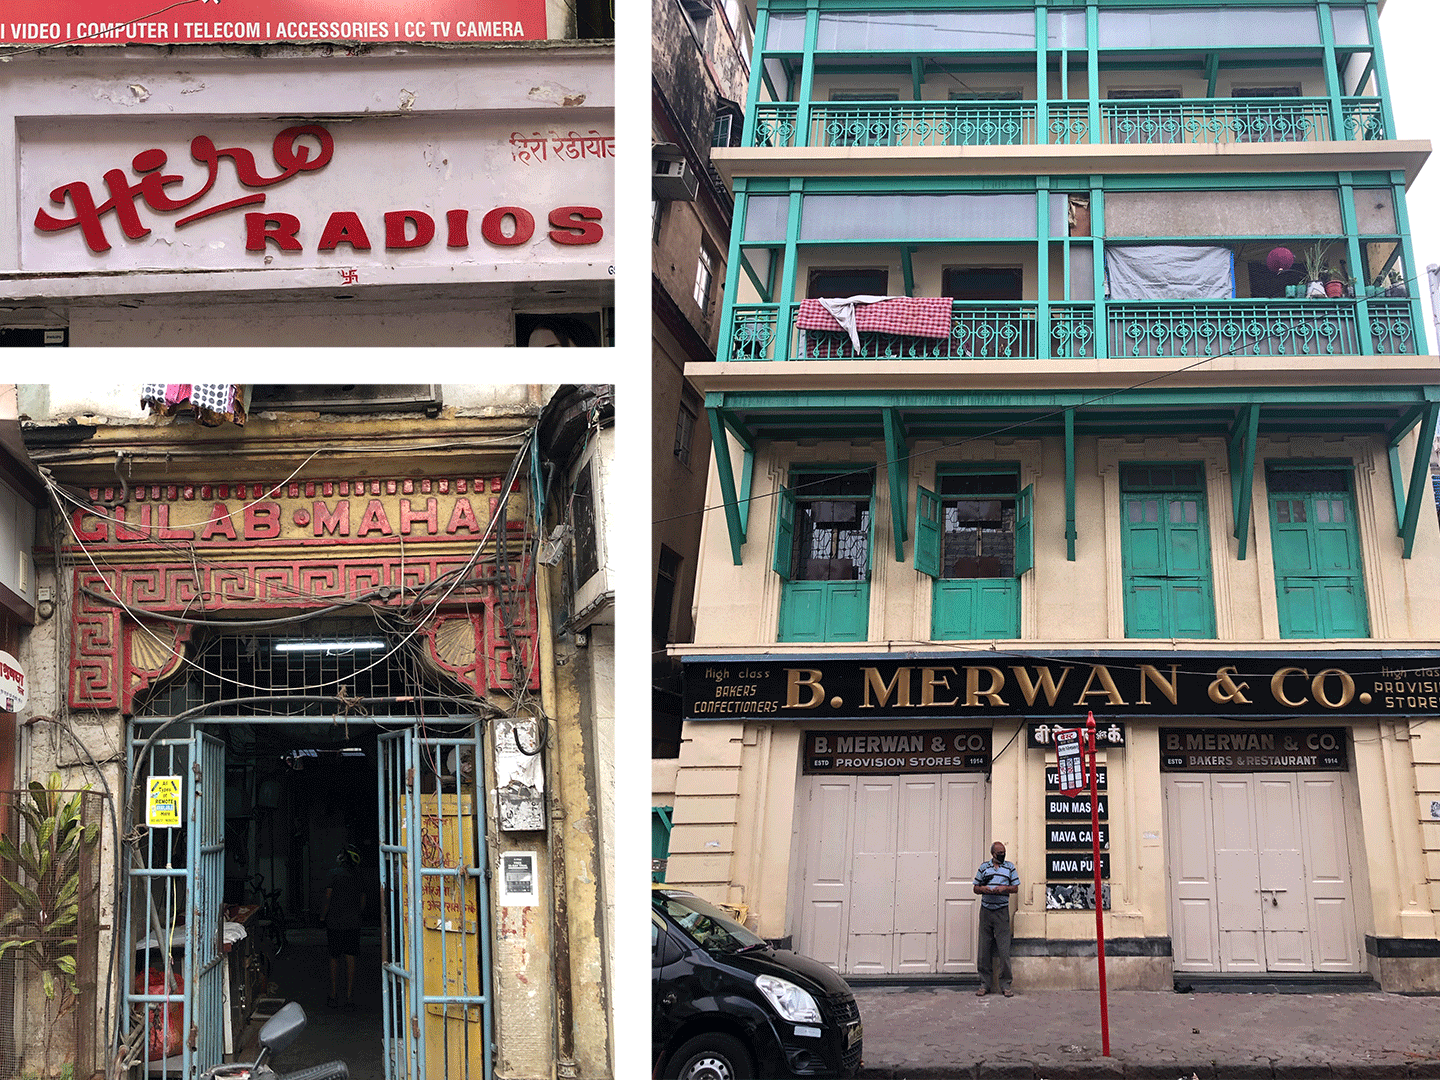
{"left": 659, "top": 0, "right": 1440, "bottom": 994}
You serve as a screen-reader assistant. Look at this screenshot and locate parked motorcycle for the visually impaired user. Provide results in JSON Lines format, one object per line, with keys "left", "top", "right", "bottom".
{"left": 201, "top": 1003, "right": 348, "bottom": 1080}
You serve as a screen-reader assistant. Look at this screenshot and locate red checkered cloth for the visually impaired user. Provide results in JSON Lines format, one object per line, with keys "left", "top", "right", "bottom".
{"left": 796, "top": 297, "right": 953, "bottom": 338}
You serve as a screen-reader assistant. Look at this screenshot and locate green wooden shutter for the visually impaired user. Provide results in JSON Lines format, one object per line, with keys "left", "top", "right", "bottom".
{"left": 1015, "top": 483, "right": 1034, "bottom": 575}
{"left": 1271, "top": 490, "right": 1368, "bottom": 638}
{"left": 915, "top": 486, "right": 942, "bottom": 577}
{"left": 773, "top": 486, "right": 795, "bottom": 579}
{"left": 1122, "top": 490, "right": 1215, "bottom": 637}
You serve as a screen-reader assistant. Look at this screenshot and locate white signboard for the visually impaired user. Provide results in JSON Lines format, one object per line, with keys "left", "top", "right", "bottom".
{"left": 1055, "top": 728, "right": 1084, "bottom": 795}
{"left": 499, "top": 851, "right": 538, "bottom": 906}
{"left": 19, "top": 115, "right": 613, "bottom": 278}
{"left": 0, "top": 650, "right": 26, "bottom": 712}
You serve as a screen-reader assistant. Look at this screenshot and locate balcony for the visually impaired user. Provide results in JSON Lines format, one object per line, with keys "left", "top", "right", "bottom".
{"left": 749, "top": 96, "right": 1387, "bottom": 149}
{"left": 726, "top": 298, "right": 1417, "bottom": 362}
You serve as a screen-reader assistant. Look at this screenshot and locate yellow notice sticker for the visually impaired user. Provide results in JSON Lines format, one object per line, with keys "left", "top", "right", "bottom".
{"left": 147, "top": 776, "right": 182, "bottom": 828}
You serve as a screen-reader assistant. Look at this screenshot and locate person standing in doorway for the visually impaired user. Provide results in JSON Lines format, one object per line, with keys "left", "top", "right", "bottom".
{"left": 973, "top": 840, "right": 1019, "bottom": 997}
{"left": 321, "top": 844, "right": 366, "bottom": 1009}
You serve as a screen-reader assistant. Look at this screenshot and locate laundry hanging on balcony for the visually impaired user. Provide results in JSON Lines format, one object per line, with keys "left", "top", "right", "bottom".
{"left": 1105, "top": 245, "right": 1236, "bottom": 300}
{"left": 797, "top": 295, "right": 953, "bottom": 352}
{"left": 139, "top": 384, "right": 251, "bottom": 426}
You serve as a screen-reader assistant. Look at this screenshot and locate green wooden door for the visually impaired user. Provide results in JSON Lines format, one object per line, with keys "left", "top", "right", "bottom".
{"left": 777, "top": 473, "right": 872, "bottom": 642}
{"left": 1121, "top": 490, "right": 1216, "bottom": 637}
{"left": 1270, "top": 489, "right": 1368, "bottom": 638}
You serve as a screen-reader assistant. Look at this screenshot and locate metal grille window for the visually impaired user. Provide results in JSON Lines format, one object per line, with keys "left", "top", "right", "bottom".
{"left": 572, "top": 461, "right": 600, "bottom": 583}
{"left": 693, "top": 246, "right": 716, "bottom": 312}
{"left": 135, "top": 619, "right": 474, "bottom": 717}
{"left": 654, "top": 545, "right": 682, "bottom": 641}
{"left": 674, "top": 402, "right": 696, "bottom": 466}
{"left": 791, "top": 474, "right": 872, "bottom": 582}
{"left": 939, "top": 473, "right": 1017, "bottom": 579}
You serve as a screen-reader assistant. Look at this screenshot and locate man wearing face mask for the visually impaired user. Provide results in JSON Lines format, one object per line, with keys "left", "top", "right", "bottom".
{"left": 973, "top": 840, "right": 1019, "bottom": 997}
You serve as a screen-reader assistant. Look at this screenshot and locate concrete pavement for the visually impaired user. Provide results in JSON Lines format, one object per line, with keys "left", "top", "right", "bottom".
{"left": 851, "top": 985, "right": 1440, "bottom": 1079}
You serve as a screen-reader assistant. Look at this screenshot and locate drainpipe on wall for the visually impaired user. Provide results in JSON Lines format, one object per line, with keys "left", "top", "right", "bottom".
{"left": 534, "top": 549, "right": 578, "bottom": 1079}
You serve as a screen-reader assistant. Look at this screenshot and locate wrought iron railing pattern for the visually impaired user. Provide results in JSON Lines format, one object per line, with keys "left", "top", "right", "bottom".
{"left": 1051, "top": 304, "right": 1097, "bottom": 358}
{"left": 1102, "top": 98, "right": 1333, "bottom": 144}
{"left": 731, "top": 305, "right": 782, "bottom": 360}
{"left": 788, "top": 302, "right": 1039, "bottom": 360}
{"left": 1106, "top": 300, "right": 1361, "bottom": 358}
{"left": 724, "top": 300, "right": 1417, "bottom": 361}
{"left": 752, "top": 103, "right": 800, "bottom": 148}
{"left": 745, "top": 96, "right": 1388, "bottom": 147}
{"left": 1367, "top": 299, "right": 1415, "bottom": 353}
{"left": 809, "top": 101, "right": 1036, "bottom": 148}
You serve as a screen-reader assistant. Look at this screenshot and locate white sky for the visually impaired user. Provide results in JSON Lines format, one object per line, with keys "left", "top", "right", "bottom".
{"left": 1378, "top": 0, "right": 1439, "bottom": 346}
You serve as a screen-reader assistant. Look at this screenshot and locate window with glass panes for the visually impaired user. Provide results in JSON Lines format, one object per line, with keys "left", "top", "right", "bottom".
{"left": 1120, "top": 463, "right": 1216, "bottom": 638}
{"left": 915, "top": 470, "right": 1032, "bottom": 639}
{"left": 1267, "top": 465, "right": 1369, "bottom": 638}
{"left": 774, "top": 471, "right": 872, "bottom": 642}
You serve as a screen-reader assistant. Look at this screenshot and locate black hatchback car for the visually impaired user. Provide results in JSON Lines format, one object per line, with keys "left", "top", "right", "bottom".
{"left": 652, "top": 888, "right": 863, "bottom": 1080}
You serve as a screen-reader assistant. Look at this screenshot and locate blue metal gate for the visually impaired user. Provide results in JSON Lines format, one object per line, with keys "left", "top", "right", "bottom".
{"left": 124, "top": 727, "right": 226, "bottom": 1079}
{"left": 125, "top": 719, "right": 491, "bottom": 1080}
{"left": 377, "top": 724, "right": 494, "bottom": 1080}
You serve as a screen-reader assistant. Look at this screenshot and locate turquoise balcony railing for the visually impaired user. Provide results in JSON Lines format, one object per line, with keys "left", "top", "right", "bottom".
{"left": 789, "top": 301, "right": 1039, "bottom": 360}
{"left": 745, "top": 96, "right": 1387, "bottom": 148}
{"left": 1107, "top": 300, "right": 1363, "bottom": 357}
{"left": 723, "top": 299, "right": 1417, "bottom": 361}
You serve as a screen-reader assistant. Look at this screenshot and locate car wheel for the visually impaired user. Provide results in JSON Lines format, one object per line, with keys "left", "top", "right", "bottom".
{"left": 666, "top": 1033, "right": 754, "bottom": 1080}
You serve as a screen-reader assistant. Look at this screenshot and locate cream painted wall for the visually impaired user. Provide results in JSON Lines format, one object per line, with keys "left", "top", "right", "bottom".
{"left": 692, "top": 431, "right": 1440, "bottom": 647}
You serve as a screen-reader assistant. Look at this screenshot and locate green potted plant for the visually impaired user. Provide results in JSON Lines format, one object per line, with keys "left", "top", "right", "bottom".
{"left": 1323, "top": 265, "right": 1356, "bottom": 298}
{"left": 0, "top": 773, "right": 100, "bottom": 1078}
{"left": 1301, "top": 241, "right": 1333, "bottom": 298}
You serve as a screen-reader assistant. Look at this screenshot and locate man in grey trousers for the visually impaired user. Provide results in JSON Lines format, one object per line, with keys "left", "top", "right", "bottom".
{"left": 973, "top": 840, "right": 1019, "bottom": 996}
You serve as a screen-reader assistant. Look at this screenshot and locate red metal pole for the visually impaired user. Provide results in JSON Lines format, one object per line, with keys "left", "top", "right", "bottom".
{"left": 1088, "top": 712, "right": 1110, "bottom": 1056}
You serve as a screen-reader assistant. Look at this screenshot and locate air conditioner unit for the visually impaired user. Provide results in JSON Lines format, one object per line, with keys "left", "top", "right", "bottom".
{"left": 653, "top": 144, "right": 699, "bottom": 201}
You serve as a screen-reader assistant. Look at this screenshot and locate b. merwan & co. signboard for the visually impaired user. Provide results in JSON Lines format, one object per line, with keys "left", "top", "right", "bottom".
{"left": 682, "top": 654, "right": 1440, "bottom": 720}
{"left": 19, "top": 117, "right": 613, "bottom": 278}
{"left": 1, "top": 1, "right": 546, "bottom": 44}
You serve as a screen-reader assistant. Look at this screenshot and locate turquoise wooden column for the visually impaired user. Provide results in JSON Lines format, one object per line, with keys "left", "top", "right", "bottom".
{"left": 795, "top": 0, "right": 820, "bottom": 148}
{"left": 1365, "top": 0, "right": 1396, "bottom": 139}
{"left": 1037, "top": 176, "right": 1051, "bottom": 359}
{"left": 1086, "top": 3, "right": 1099, "bottom": 144}
{"left": 1227, "top": 405, "right": 1260, "bottom": 560}
{"left": 1064, "top": 406, "right": 1077, "bottom": 561}
{"left": 1091, "top": 180, "right": 1106, "bottom": 359}
{"left": 1317, "top": 2, "right": 1344, "bottom": 142}
{"left": 718, "top": 179, "right": 750, "bottom": 361}
{"left": 707, "top": 405, "right": 747, "bottom": 565}
{"left": 776, "top": 179, "right": 804, "bottom": 362}
{"left": 1035, "top": 5, "right": 1048, "bottom": 145}
{"left": 742, "top": 1, "right": 771, "bottom": 147}
{"left": 1337, "top": 174, "right": 1373, "bottom": 355}
{"left": 1388, "top": 395, "right": 1440, "bottom": 559}
{"left": 1389, "top": 169, "right": 1428, "bottom": 354}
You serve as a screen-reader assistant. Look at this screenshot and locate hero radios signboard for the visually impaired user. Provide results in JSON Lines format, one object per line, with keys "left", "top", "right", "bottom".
{"left": 19, "top": 116, "right": 612, "bottom": 276}
{"left": 1, "top": 1, "right": 546, "bottom": 45}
